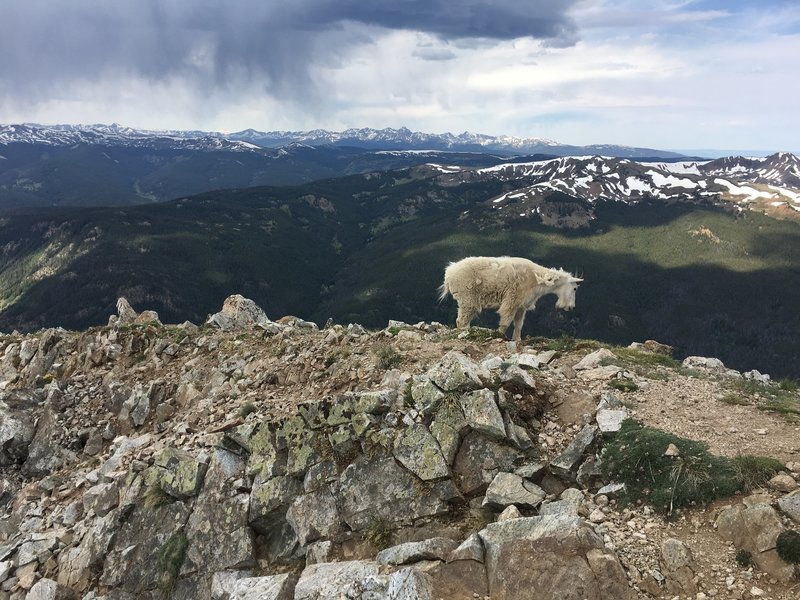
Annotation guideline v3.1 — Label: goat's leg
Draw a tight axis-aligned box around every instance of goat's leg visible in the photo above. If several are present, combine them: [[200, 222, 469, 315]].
[[497, 306, 515, 338], [511, 307, 526, 342], [456, 303, 478, 329]]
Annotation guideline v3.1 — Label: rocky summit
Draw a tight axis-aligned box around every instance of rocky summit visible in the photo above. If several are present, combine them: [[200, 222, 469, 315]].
[[1, 296, 799, 600]]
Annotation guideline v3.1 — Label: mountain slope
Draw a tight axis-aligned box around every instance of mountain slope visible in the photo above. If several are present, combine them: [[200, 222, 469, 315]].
[[1, 163, 800, 378]]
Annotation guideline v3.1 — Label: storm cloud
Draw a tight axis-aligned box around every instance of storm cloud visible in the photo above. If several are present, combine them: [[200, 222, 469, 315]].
[[1, 0, 579, 100]]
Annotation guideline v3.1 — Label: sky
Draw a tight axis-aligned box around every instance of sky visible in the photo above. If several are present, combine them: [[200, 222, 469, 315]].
[[1, 0, 799, 152]]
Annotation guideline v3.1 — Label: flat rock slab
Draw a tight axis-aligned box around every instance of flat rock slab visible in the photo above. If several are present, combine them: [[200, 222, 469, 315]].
[[459, 389, 506, 440], [427, 351, 487, 392], [550, 425, 597, 480], [377, 537, 460, 565], [573, 349, 617, 370], [596, 409, 628, 435], [392, 424, 450, 481], [227, 573, 297, 600], [483, 472, 545, 509]]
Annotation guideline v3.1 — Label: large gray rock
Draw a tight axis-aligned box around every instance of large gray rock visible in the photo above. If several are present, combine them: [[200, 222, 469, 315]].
[[286, 487, 342, 545], [595, 409, 628, 435], [427, 351, 487, 392], [660, 538, 698, 596], [549, 425, 597, 481], [22, 408, 72, 478], [482, 472, 545, 509], [0, 396, 35, 466], [573, 349, 616, 370], [99, 501, 191, 595], [453, 431, 521, 495], [429, 400, 467, 465], [153, 447, 208, 499], [410, 375, 445, 416], [249, 475, 304, 532], [459, 389, 506, 439], [478, 515, 635, 600], [226, 573, 297, 600], [338, 455, 459, 531], [448, 533, 485, 563], [294, 561, 433, 600], [392, 424, 450, 481], [178, 450, 256, 597], [24, 578, 76, 600], [778, 490, 800, 523], [376, 537, 460, 565], [57, 513, 117, 591], [716, 503, 796, 581], [206, 294, 275, 331]]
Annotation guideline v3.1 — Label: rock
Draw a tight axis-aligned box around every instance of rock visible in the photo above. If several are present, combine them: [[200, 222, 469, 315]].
[[514, 462, 545, 482], [549, 424, 597, 481], [716, 503, 796, 581], [226, 573, 297, 600], [767, 472, 799, 493], [483, 472, 545, 509], [180, 450, 256, 596], [597, 483, 626, 498], [448, 533, 484, 563], [57, 513, 117, 591], [22, 408, 72, 478], [743, 369, 770, 383], [497, 505, 523, 521], [206, 295, 274, 331], [249, 474, 303, 532], [377, 537, 460, 565], [392, 424, 450, 481], [459, 389, 506, 439], [427, 351, 487, 392], [573, 348, 616, 370], [211, 570, 252, 600], [136, 309, 161, 325], [115, 298, 138, 324], [595, 409, 628, 435], [338, 455, 458, 531], [628, 340, 674, 355], [540, 488, 583, 517], [384, 568, 434, 599], [588, 508, 605, 523], [409, 376, 445, 416], [286, 487, 342, 545], [153, 447, 208, 499], [576, 456, 603, 490], [664, 443, 680, 457], [453, 431, 521, 495], [681, 356, 739, 377], [778, 490, 800, 523], [429, 401, 467, 465], [660, 538, 697, 596], [596, 392, 624, 411], [499, 365, 537, 390], [478, 515, 636, 600], [293, 560, 379, 600], [0, 397, 35, 466], [553, 390, 595, 426], [24, 578, 76, 600], [305, 541, 333, 565], [82, 482, 119, 518]]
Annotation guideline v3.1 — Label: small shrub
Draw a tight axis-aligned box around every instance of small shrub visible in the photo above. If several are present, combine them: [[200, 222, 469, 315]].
[[363, 518, 393, 550], [776, 530, 800, 564], [735, 549, 753, 567], [462, 327, 505, 342], [719, 393, 749, 406], [546, 335, 576, 352], [730, 455, 784, 491], [778, 379, 799, 392], [610, 347, 680, 370], [602, 420, 738, 514], [609, 378, 639, 393], [143, 483, 175, 509], [374, 344, 402, 369]]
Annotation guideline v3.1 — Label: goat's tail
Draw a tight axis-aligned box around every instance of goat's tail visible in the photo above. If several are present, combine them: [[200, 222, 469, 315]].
[[437, 280, 451, 303]]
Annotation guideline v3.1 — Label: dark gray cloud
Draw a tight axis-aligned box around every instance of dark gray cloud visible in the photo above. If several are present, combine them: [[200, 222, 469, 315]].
[[0, 0, 579, 102]]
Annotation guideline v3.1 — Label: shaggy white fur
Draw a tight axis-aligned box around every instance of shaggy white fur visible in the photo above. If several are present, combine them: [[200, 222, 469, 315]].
[[439, 256, 582, 341]]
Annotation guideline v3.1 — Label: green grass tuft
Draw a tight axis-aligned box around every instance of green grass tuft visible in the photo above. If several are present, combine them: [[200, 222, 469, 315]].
[[156, 532, 189, 597], [609, 378, 639, 393], [730, 455, 784, 491], [373, 343, 402, 369]]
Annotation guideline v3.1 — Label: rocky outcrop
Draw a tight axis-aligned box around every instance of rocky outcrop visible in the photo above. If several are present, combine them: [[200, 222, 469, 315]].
[[205, 295, 277, 331]]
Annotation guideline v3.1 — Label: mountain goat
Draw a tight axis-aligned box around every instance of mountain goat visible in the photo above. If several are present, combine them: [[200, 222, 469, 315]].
[[439, 256, 582, 342]]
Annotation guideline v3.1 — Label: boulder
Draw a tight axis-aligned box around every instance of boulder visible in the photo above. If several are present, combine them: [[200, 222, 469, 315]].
[[482, 472, 545, 510], [286, 487, 342, 546], [24, 578, 76, 600], [478, 515, 635, 600], [429, 401, 467, 465], [459, 389, 506, 439], [453, 432, 521, 495], [153, 447, 208, 499], [22, 408, 72, 478], [206, 295, 274, 331], [226, 573, 297, 600], [716, 503, 796, 581], [392, 424, 450, 481], [448, 533, 485, 563], [294, 561, 433, 600], [0, 397, 35, 466], [409, 375, 445, 416], [573, 348, 616, 370], [595, 409, 628, 435], [376, 537, 460, 565], [778, 490, 800, 523], [427, 351, 487, 392], [338, 455, 458, 531], [549, 425, 597, 481], [660, 538, 698, 596]]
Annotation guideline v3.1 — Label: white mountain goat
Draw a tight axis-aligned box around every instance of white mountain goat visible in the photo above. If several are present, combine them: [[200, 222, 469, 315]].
[[439, 256, 582, 341]]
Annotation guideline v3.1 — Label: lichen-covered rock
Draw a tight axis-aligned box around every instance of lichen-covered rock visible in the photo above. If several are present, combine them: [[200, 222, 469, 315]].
[[427, 351, 487, 392], [249, 474, 303, 532], [410, 375, 446, 415], [453, 431, 521, 495], [153, 447, 208, 499], [206, 294, 274, 331], [338, 455, 459, 531], [293, 560, 380, 600], [429, 401, 467, 465], [483, 472, 545, 510], [459, 389, 506, 439], [180, 449, 255, 593], [478, 515, 635, 600], [716, 503, 796, 581], [376, 537, 460, 565], [393, 424, 450, 481]]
